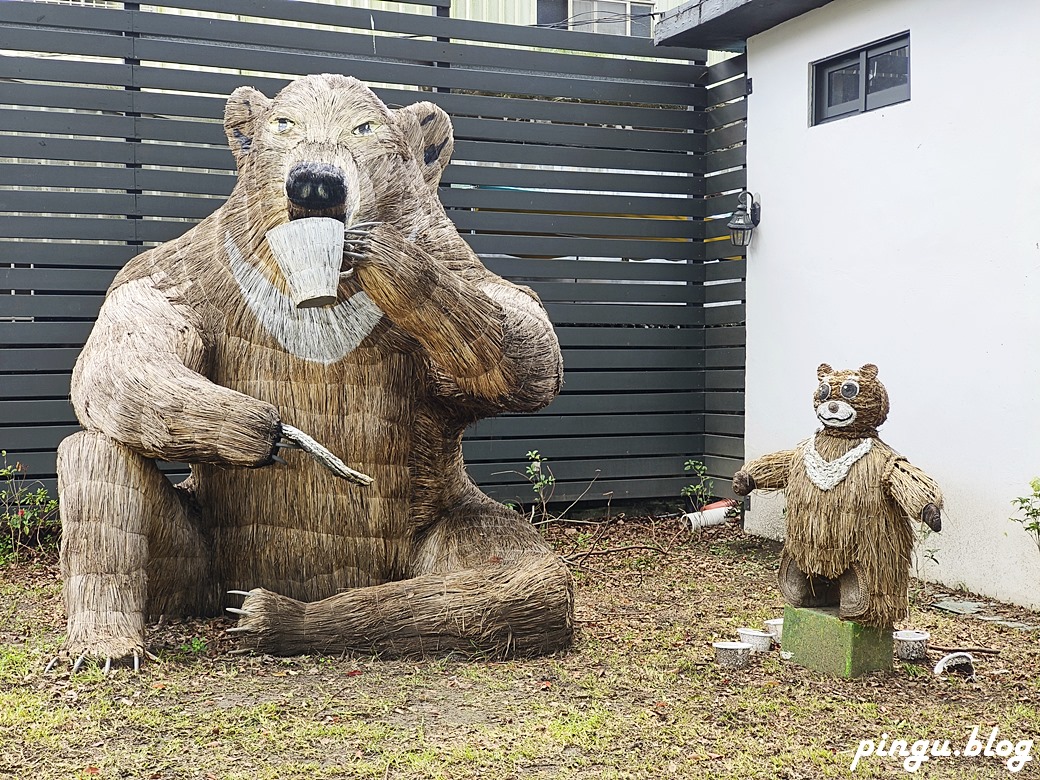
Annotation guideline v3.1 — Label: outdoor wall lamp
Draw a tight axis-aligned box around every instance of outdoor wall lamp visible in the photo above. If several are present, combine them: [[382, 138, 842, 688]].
[[727, 190, 760, 247]]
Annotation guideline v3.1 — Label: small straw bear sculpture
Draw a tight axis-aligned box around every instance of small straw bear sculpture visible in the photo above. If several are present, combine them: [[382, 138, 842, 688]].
[[732, 364, 943, 628], [54, 74, 572, 672]]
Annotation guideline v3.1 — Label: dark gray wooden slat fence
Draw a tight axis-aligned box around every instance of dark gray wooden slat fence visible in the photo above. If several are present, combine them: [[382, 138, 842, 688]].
[[0, 0, 744, 507], [697, 54, 749, 494]]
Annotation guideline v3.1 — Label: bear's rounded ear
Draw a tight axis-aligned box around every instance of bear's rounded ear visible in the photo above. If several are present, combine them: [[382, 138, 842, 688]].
[[817, 363, 833, 379], [393, 101, 454, 192], [858, 363, 879, 379], [224, 86, 271, 163]]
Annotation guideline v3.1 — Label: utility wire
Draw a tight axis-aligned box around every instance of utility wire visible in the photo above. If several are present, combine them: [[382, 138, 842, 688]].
[[532, 10, 660, 31]]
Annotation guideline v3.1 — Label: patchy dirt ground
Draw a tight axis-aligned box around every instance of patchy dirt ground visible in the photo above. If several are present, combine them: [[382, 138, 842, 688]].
[[1, 517, 1037, 779]]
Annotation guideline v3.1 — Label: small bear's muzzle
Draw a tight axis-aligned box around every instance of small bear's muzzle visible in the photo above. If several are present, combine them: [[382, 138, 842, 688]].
[[286, 162, 347, 218]]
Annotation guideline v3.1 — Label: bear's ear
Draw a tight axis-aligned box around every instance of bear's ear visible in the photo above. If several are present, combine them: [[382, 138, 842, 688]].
[[858, 363, 879, 380], [224, 86, 271, 163], [394, 101, 454, 192], [817, 363, 833, 379]]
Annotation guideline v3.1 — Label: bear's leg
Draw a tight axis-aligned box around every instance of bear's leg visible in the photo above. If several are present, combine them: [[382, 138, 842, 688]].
[[778, 550, 839, 608], [230, 499, 573, 658], [837, 561, 908, 627], [837, 563, 870, 621], [57, 431, 211, 666]]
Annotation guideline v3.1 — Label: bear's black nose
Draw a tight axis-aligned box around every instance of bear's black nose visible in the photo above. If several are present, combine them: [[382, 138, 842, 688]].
[[286, 162, 347, 211]]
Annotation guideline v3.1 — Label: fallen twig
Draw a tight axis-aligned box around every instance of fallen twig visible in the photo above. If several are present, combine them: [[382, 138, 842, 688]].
[[564, 559, 624, 585], [563, 544, 667, 561], [930, 644, 1001, 656], [569, 516, 617, 562]]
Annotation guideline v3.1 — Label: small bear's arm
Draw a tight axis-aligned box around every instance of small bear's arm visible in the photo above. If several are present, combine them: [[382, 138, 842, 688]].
[[884, 457, 944, 532], [733, 449, 798, 495], [355, 225, 562, 412], [72, 278, 280, 466]]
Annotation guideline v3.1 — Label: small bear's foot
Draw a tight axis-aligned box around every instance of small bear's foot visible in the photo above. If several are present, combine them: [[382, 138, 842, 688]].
[[838, 563, 870, 621], [778, 552, 839, 608], [226, 588, 306, 654], [51, 633, 152, 675]]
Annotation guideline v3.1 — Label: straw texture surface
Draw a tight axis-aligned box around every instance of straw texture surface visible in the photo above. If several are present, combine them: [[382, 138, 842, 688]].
[[57, 74, 570, 665], [733, 364, 943, 627]]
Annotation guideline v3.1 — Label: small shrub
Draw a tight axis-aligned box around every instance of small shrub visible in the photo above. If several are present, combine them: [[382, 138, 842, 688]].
[[681, 459, 714, 511], [180, 637, 208, 655], [0, 451, 60, 563], [1010, 477, 1040, 553], [521, 450, 556, 524]]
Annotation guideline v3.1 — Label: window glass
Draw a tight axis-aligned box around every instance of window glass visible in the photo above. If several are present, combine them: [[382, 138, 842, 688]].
[[867, 46, 909, 94], [827, 61, 860, 107], [630, 2, 653, 37], [562, 0, 649, 36], [572, 0, 595, 24], [595, 0, 627, 35], [537, 0, 568, 26]]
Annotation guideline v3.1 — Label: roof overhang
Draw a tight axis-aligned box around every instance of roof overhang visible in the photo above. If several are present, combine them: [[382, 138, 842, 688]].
[[654, 0, 836, 52]]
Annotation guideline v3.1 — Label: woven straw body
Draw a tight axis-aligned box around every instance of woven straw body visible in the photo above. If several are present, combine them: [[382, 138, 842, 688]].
[[736, 364, 943, 628], [784, 435, 915, 626], [57, 74, 571, 663]]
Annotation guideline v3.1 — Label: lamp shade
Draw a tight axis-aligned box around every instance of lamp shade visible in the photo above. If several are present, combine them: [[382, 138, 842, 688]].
[[727, 191, 760, 247]]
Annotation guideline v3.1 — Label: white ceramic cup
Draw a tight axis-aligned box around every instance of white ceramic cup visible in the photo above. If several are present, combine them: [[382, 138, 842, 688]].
[[265, 217, 345, 308]]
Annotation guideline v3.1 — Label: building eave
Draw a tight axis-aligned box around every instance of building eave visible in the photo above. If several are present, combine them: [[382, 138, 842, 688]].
[[654, 0, 836, 52]]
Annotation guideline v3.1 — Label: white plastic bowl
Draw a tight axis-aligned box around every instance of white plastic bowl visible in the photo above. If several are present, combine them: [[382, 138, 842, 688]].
[[893, 629, 930, 662], [737, 627, 775, 652], [763, 618, 784, 643]]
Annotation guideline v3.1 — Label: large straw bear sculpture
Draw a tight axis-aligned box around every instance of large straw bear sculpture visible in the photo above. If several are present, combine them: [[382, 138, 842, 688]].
[[732, 364, 943, 627], [56, 74, 572, 670]]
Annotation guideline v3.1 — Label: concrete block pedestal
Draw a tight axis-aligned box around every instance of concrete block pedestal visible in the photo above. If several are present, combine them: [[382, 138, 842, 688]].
[[781, 605, 892, 678]]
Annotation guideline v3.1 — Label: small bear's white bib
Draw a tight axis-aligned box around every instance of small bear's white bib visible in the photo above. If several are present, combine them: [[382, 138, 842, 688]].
[[803, 435, 873, 491]]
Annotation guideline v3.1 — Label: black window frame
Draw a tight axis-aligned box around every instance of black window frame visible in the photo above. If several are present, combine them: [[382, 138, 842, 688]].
[[812, 32, 910, 125]]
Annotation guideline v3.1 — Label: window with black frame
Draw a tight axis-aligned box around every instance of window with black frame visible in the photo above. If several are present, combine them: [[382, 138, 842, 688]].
[[813, 33, 910, 124]]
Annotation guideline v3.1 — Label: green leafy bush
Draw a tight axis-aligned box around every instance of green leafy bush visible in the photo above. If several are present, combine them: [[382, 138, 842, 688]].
[[0, 450, 60, 562]]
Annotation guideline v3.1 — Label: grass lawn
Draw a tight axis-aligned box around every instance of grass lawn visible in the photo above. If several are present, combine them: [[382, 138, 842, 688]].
[[1, 517, 1037, 779]]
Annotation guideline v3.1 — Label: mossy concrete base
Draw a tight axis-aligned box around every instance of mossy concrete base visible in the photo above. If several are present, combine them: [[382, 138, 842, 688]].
[[781, 605, 892, 678]]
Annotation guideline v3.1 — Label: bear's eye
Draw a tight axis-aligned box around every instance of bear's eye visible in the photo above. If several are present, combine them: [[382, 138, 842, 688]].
[[272, 117, 295, 134], [352, 122, 375, 136], [840, 379, 860, 399], [816, 382, 830, 402]]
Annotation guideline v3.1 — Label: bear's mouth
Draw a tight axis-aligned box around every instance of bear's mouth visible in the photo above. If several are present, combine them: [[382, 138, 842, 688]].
[[288, 202, 347, 223], [285, 162, 349, 224], [817, 402, 857, 428]]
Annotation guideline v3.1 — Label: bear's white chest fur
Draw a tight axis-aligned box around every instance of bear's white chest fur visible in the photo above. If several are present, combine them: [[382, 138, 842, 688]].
[[225, 232, 384, 364]]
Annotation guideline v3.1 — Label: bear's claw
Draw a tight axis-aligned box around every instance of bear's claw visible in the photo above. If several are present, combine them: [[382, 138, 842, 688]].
[[344, 220, 381, 235], [47, 646, 152, 676], [342, 221, 379, 275]]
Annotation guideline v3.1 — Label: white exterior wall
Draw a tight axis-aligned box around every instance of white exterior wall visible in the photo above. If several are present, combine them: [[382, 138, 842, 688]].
[[742, 0, 1040, 608]]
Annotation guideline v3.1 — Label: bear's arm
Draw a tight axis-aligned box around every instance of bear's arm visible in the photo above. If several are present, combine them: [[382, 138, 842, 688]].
[[356, 225, 562, 412], [71, 278, 280, 466], [884, 456, 944, 522], [735, 449, 797, 493]]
